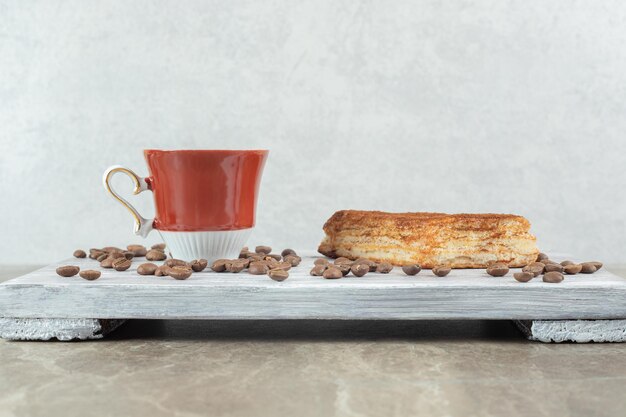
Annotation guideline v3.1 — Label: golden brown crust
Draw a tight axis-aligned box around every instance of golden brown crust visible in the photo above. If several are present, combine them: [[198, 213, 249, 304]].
[[318, 210, 538, 268]]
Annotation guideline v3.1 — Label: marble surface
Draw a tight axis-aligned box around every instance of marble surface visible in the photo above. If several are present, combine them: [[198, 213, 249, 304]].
[[1, 266, 626, 417]]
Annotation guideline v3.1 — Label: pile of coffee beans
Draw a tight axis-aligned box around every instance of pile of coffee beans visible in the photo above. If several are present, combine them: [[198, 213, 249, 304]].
[[208, 246, 301, 282], [486, 252, 603, 284]]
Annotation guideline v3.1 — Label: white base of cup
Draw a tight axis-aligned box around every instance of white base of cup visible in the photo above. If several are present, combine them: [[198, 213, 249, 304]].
[[157, 229, 252, 263]]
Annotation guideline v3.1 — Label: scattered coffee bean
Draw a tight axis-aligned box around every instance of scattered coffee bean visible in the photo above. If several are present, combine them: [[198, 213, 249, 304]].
[[96, 253, 108, 262], [247, 254, 264, 262], [151, 243, 166, 250], [155, 266, 169, 276], [432, 265, 451, 277], [146, 249, 167, 261], [113, 257, 131, 271], [486, 263, 509, 277], [137, 263, 158, 275], [122, 251, 134, 260], [560, 260, 575, 266], [169, 266, 192, 280], [211, 259, 229, 272], [337, 263, 351, 276], [79, 270, 101, 280], [127, 244, 147, 257], [266, 254, 282, 262], [563, 263, 583, 274], [376, 263, 393, 274], [544, 263, 564, 273], [334, 257, 352, 265], [73, 249, 86, 258], [283, 255, 302, 267], [56, 265, 80, 277], [543, 271, 564, 283], [537, 252, 549, 262], [580, 263, 597, 274], [89, 249, 105, 259], [109, 251, 125, 260], [522, 262, 545, 277], [102, 246, 123, 253], [165, 259, 188, 268], [281, 248, 297, 257], [268, 269, 289, 282], [255, 245, 272, 254], [589, 261, 603, 271], [513, 272, 534, 282], [227, 261, 246, 273], [314, 258, 330, 266], [190, 259, 208, 272], [323, 267, 343, 279], [310, 264, 327, 276], [353, 258, 378, 272], [543, 260, 559, 265], [100, 257, 115, 268], [270, 261, 292, 271], [351, 263, 369, 277], [249, 262, 270, 275], [402, 264, 421, 276]]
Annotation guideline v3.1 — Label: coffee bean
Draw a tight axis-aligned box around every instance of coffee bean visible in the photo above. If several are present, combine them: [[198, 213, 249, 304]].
[[323, 267, 343, 279], [122, 251, 134, 260], [334, 257, 352, 265], [190, 259, 208, 272], [211, 259, 229, 272], [281, 249, 297, 257], [402, 264, 421, 276], [337, 263, 351, 276], [151, 243, 166, 250], [89, 249, 105, 259], [537, 252, 549, 262], [314, 258, 330, 266], [560, 260, 575, 266], [155, 266, 169, 276], [113, 257, 131, 271], [227, 261, 246, 273], [544, 263, 564, 273], [513, 272, 534, 282], [247, 254, 264, 262], [146, 249, 167, 261], [562, 263, 582, 274], [580, 263, 597, 274], [268, 269, 289, 282], [353, 258, 378, 272], [127, 244, 147, 257], [169, 266, 192, 280], [486, 263, 509, 277], [376, 263, 393, 274], [283, 255, 302, 267], [270, 261, 292, 271], [522, 262, 545, 277], [432, 265, 451, 277], [137, 263, 158, 275], [543, 271, 564, 283], [102, 246, 123, 253], [109, 251, 126, 260], [255, 245, 272, 254], [165, 259, 189, 268], [100, 257, 115, 268], [79, 270, 101, 280], [266, 254, 282, 262], [73, 249, 86, 258], [56, 265, 79, 277], [310, 264, 327, 276], [249, 262, 270, 275], [351, 263, 369, 277], [96, 253, 108, 262], [589, 261, 603, 271]]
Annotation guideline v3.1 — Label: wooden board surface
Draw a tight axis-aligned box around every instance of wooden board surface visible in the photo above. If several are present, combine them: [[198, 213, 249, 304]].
[[1, 254, 625, 320]]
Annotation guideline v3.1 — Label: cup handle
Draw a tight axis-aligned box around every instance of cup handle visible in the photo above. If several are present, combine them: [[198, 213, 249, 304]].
[[102, 165, 154, 238]]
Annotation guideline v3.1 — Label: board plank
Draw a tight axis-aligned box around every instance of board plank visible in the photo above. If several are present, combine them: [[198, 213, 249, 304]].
[[1, 255, 625, 320]]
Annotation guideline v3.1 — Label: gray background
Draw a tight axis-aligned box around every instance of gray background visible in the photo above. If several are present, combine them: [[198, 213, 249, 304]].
[[1, 0, 625, 264]]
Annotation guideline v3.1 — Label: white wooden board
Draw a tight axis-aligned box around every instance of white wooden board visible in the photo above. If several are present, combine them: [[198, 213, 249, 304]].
[[1, 254, 625, 321]]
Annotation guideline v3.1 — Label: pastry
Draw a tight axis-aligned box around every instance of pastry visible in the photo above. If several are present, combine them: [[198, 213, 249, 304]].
[[318, 210, 538, 268]]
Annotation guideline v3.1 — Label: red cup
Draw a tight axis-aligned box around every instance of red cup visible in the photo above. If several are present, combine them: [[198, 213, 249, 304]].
[[103, 149, 268, 261]]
